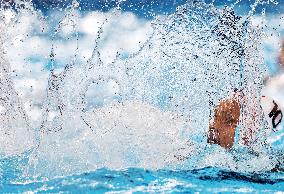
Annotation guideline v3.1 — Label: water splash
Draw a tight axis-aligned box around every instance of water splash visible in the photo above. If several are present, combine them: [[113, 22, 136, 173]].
[[0, 2, 35, 156], [0, 0, 281, 179]]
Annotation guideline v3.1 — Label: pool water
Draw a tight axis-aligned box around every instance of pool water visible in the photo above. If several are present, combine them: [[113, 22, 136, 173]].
[[1, 167, 284, 193]]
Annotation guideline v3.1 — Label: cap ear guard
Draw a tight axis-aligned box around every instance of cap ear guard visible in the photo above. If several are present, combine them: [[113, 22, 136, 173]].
[[207, 127, 219, 144]]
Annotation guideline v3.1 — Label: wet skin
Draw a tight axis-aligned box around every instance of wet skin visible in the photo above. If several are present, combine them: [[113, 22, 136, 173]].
[[279, 39, 284, 67], [208, 98, 240, 149]]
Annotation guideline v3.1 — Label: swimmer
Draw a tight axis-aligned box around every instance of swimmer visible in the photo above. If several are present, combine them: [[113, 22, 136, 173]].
[[208, 90, 283, 150], [261, 39, 284, 171], [209, 39, 284, 150], [261, 38, 284, 137], [261, 39, 284, 133]]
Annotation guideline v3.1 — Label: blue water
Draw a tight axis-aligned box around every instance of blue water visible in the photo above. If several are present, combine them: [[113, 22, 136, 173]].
[[1, 167, 283, 193]]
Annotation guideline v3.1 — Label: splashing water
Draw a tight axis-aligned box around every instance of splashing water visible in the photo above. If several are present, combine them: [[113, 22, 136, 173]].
[[0, 0, 282, 185]]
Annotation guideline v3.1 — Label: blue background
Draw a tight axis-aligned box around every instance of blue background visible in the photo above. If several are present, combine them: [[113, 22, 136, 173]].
[[16, 0, 284, 17]]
